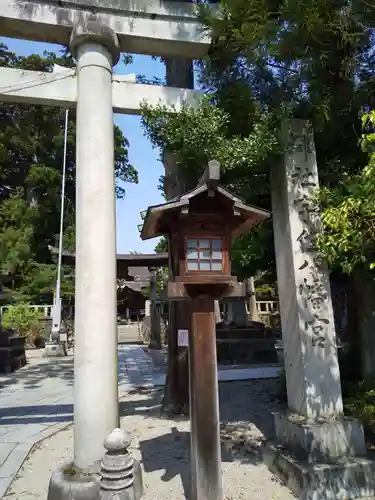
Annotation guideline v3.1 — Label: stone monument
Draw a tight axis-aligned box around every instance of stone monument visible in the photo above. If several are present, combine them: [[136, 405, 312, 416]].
[[265, 119, 375, 499], [226, 300, 249, 327]]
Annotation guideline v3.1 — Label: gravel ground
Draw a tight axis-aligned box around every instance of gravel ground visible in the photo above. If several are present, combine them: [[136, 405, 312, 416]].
[[6, 380, 295, 500]]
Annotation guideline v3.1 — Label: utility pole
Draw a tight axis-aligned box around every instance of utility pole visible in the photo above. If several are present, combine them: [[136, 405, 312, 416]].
[[44, 108, 69, 357]]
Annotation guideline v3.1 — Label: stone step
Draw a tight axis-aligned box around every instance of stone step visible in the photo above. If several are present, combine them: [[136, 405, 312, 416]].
[[264, 442, 375, 500], [117, 324, 142, 344]]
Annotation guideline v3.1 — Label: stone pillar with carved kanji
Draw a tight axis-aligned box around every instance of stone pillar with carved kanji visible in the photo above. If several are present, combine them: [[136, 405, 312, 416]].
[[267, 119, 372, 499], [272, 119, 343, 420]]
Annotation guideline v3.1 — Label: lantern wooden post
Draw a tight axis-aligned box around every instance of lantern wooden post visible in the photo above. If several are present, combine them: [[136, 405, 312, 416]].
[[139, 160, 270, 500], [189, 293, 221, 500]]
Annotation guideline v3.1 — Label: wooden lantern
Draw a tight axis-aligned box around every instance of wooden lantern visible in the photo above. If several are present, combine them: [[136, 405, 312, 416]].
[[139, 160, 270, 500], [140, 159, 269, 297]]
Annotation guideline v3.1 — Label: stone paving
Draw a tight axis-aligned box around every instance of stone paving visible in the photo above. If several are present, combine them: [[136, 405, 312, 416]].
[[0, 345, 164, 499]]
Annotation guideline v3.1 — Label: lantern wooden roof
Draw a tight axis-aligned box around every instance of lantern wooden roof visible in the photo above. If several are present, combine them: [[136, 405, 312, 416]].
[[140, 160, 270, 240]]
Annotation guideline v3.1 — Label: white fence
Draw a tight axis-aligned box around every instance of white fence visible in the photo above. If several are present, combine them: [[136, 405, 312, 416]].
[[0, 300, 280, 327], [255, 300, 280, 328], [0, 304, 53, 318]]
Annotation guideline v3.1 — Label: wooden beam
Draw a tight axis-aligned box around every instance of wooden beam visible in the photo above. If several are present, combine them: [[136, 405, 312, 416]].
[[167, 281, 249, 301], [189, 294, 223, 500], [0, 67, 201, 115]]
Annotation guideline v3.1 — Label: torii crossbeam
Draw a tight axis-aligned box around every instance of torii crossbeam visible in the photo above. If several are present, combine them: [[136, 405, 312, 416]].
[[0, 0, 216, 58], [0, 66, 200, 114]]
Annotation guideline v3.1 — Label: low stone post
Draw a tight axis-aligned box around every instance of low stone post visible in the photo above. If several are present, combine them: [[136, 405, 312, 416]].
[[227, 300, 249, 327], [248, 277, 260, 322], [100, 429, 143, 500], [214, 300, 221, 324], [148, 267, 161, 349]]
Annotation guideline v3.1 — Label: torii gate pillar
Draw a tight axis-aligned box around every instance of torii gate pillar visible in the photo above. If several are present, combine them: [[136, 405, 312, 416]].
[[71, 22, 120, 472], [49, 22, 120, 498]]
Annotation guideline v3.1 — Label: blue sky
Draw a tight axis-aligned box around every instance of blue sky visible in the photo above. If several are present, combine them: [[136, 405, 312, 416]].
[[1, 37, 165, 253]]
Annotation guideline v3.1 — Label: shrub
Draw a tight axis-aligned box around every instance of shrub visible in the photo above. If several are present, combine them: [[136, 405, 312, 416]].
[[2, 303, 43, 345], [343, 379, 375, 440]]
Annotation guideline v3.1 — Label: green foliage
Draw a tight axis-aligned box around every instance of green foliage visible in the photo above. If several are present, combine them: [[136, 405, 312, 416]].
[[0, 44, 138, 304], [141, 268, 168, 300], [141, 98, 282, 277], [154, 237, 168, 254], [0, 192, 34, 276], [2, 303, 43, 342], [201, 0, 373, 185], [142, 97, 281, 197], [318, 110, 375, 273], [344, 379, 375, 439], [255, 282, 277, 296], [141, 0, 375, 282], [231, 220, 276, 281]]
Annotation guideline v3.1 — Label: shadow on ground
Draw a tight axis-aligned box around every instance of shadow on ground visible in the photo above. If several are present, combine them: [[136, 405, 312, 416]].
[[0, 403, 74, 425], [0, 357, 74, 391], [0, 346, 164, 392], [0, 346, 164, 426], [120, 379, 285, 499]]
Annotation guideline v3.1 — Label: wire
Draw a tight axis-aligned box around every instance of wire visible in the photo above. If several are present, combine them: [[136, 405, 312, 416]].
[[56, 108, 69, 304], [51, 108, 69, 335]]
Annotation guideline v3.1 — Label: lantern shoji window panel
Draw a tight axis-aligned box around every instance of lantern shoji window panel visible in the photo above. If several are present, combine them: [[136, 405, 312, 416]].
[[186, 238, 223, 272]]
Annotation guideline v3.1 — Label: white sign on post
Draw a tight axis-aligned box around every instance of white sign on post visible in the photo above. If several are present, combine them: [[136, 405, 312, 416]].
[[177, 329, 189, 347], [59, 332, 68, 343]]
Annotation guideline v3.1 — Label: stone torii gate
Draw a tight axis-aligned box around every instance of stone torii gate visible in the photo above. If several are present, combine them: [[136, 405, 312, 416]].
[[0, 0, 210, 490]]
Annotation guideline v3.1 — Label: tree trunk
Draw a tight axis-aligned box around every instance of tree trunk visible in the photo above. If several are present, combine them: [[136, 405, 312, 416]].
[[165, 58, 194, 89], [344, 273, 361, 381], [162, 301, 191, 415], [161, 57, 194, 415], [333, 273, 361, 382], [353, 268, 375, 380]]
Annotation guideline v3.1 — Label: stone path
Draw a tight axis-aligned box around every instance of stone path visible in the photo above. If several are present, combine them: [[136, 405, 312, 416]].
[[0, 345, 163, 499], [6, 380, 296, 500]]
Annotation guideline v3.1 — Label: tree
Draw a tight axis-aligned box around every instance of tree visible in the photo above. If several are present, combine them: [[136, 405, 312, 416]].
[[200, 0, 374, 179], [141, 0, 375, 408], [141, 98, 282, 413], [142, 97, 281, 278], [142, 0, 375, 280], [318, 110, 375, 273], [0, 44, 138, 305], [316, 108, 375, 379]]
